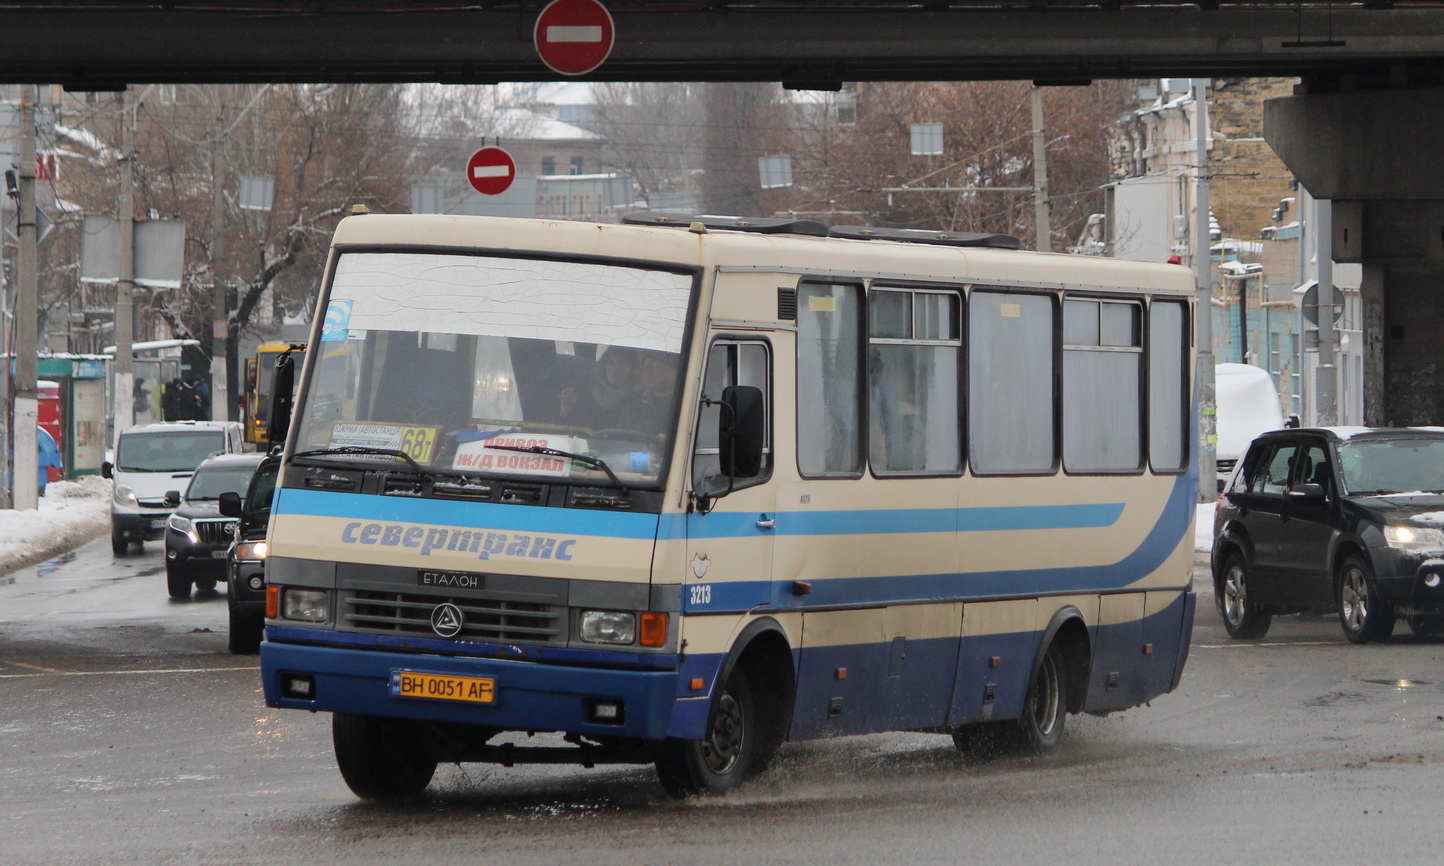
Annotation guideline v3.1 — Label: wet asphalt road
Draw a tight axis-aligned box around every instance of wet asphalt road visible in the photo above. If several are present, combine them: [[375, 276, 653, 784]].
[[4, 539, 1444, 865]]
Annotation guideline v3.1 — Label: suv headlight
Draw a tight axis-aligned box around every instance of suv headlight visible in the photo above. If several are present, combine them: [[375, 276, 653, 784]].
[[1384, 524, 1444, 549], [579, 610, 636, 645], [166, 514, 193, 533], [235, 540, 269, 561], [114, 485, 137, 506]]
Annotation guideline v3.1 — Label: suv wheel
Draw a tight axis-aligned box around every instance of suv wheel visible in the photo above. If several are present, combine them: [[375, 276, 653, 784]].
[[1219, 552, 1271, 639], [1338, 554, 1395, 644], [1407, 614, 1444, 637], [228, 597, 263, 654], [165, 562, 193, 600]]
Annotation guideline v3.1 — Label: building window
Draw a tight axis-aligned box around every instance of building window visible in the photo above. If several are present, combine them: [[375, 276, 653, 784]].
[[541, 156, 556, 176]]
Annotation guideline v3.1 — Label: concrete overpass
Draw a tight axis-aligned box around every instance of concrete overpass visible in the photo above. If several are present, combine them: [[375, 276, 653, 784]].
[[0, 1, 1440, 88], [2, 0, 1442, 426]]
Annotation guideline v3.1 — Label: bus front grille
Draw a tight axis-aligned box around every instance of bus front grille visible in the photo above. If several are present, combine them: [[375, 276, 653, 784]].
[[339, 589, 564, 644]]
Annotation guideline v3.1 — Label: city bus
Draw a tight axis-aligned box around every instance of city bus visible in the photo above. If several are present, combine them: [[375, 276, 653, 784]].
[[260, 211, 1198, 800], [243, 341, 306, 445]]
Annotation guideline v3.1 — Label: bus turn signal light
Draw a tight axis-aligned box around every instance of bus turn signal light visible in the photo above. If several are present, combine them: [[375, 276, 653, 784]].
[[640, 613, 667, 647]]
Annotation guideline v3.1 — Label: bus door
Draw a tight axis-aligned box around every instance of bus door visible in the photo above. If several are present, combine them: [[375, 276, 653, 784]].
[[684, 338, 776, 615]]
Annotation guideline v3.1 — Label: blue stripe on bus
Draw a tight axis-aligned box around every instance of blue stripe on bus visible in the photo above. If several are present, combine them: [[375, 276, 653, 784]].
[[277, 488, 1125, 541], [683, 471, 1197, 611], [274, 488, 662, 539], [671, 501, 1124, 540]]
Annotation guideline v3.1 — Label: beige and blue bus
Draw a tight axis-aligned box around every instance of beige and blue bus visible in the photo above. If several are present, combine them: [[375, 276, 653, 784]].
[[260, 211, 1198, 799]]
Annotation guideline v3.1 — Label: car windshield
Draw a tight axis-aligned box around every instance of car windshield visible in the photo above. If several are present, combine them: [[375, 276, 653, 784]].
[[292, 251, 693, 488], [244, 461, 279, 514], [1338, 436, 1444, 495], [185, 464, 258, 501], [117, 431, 225, 472]]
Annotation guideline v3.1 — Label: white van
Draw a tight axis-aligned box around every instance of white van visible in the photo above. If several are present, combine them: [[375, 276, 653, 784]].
[[102, 420, 244, 555], [1214, 363, 1288, 491]]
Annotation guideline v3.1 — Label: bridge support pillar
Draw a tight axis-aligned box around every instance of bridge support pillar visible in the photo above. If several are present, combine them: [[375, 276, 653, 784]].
[[1265, 85, 1444, 426]]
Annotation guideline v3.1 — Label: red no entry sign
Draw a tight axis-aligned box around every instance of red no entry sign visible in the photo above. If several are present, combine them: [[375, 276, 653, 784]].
[[534, 0, 615, 77], [466, 146, 516, 196]]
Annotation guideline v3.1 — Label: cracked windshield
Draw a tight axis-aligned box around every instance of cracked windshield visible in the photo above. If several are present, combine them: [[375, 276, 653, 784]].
[[295, 251, 694, 487]]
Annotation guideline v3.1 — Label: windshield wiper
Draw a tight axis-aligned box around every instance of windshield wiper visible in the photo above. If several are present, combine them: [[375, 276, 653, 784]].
[[292, 446, 431, 478], [485, 444, 628, 491]]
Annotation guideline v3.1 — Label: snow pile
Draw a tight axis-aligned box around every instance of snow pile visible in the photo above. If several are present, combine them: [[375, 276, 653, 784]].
[[0, 476, 110, 575]]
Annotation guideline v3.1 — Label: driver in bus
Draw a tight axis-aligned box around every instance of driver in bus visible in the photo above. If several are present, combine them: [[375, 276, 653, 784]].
[[627, 350, 679, 437]]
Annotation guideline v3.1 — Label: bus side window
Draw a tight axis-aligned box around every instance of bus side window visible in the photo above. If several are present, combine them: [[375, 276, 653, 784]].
[[693, 340, 771, 494], [798, 281, 864, 477]]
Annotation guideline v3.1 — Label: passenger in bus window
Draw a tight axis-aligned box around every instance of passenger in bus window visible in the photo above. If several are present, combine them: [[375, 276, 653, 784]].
[[565, 346, 639, 431], [632, 351, 679, 435]]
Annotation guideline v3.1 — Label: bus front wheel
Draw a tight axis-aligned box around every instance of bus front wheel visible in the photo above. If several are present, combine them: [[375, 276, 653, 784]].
[[332, 713, 437, 800], [655, 666, 757, 798]]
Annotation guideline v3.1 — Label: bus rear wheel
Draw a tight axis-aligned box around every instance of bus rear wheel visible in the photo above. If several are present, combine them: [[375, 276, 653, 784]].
[[952, 642, 1068, 758], [655, 666, 757, 798], [332, 713, 437, 800]]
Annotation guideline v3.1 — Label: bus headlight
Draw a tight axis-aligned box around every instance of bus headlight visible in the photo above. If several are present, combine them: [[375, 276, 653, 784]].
[[115, 485, 138, 506], [579, 610, 636, 645], [281, 588, 329, 623], [1385, 524, 1444, 550]]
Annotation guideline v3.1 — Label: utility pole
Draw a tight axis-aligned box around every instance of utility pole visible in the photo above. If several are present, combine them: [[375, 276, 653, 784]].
[[1315, 199, 1338, 425], [1193, 78, 1217, 502], [114, 89, 136, 448], [1031, 86, 1051, 253], [210, 109, 229, 422], [12, 85, 39, 510]]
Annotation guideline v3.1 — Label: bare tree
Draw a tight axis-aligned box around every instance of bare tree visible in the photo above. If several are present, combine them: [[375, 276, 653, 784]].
[[701, 82, 793, 215], [587, 82, 706, 205], [48, 85, 410, 409], [786, 81, 1137, 246]]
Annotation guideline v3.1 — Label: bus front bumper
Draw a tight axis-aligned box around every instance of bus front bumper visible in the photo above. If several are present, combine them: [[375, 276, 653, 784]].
[[261, 637, 688, 741]]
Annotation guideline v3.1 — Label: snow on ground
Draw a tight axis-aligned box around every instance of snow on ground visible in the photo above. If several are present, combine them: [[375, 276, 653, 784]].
[[1194, 502, 1215, 557], [0, 476, 110, 576]]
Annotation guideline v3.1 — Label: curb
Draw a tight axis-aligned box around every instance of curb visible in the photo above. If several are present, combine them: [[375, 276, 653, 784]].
[[0, 515, 108, 578]]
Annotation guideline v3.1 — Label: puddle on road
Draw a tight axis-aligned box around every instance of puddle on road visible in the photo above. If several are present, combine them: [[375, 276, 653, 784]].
[[1, 551, 80, 586], [1363, 678, 1433, 689], [36, 551, 78, 578]]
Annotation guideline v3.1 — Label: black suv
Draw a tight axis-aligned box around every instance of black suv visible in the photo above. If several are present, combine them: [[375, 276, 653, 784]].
[[220, 453, 279, 654], [1212, 427, 1444, 643], [163, 452, 266, 600]]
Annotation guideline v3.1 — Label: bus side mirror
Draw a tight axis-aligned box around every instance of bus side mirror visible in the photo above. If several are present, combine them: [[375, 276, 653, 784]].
[[218, 491, 242, 518], [719, 385, 765, 479], [101, 461, 113, 480], [266, 353, 297, 447]]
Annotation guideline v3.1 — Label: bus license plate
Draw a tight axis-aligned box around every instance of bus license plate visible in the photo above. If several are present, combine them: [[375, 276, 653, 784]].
[[390, 671, 495, 705]]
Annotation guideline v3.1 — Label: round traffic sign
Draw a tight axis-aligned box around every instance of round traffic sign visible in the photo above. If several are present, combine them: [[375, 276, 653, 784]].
[[466, 146, 516, 196], [534, 0, 615, 77]]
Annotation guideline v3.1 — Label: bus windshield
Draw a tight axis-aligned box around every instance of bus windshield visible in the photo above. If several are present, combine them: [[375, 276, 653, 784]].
[[294, 251, 694, 488]]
